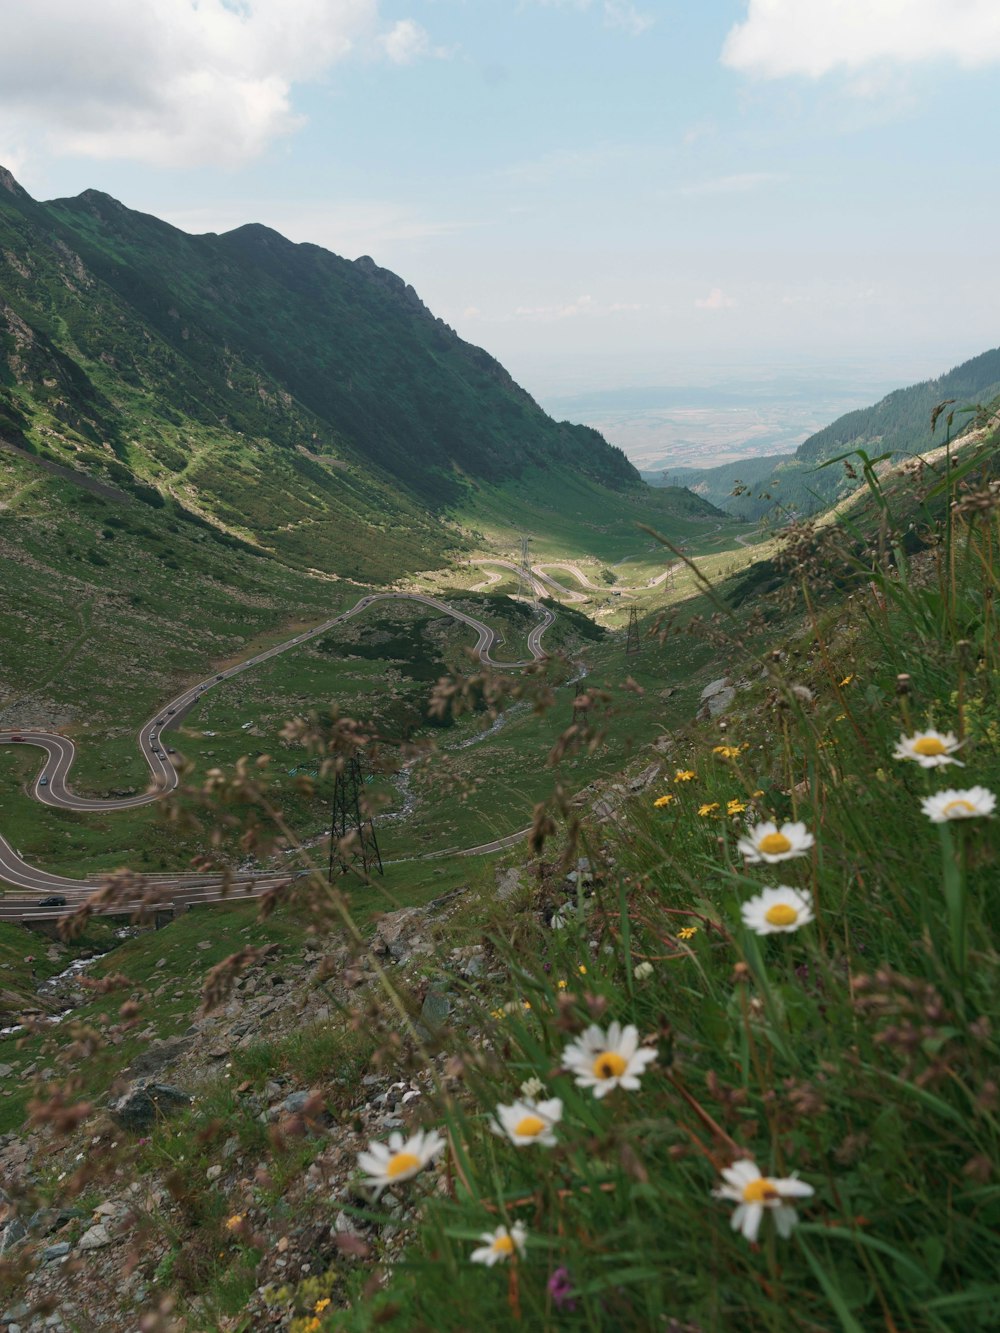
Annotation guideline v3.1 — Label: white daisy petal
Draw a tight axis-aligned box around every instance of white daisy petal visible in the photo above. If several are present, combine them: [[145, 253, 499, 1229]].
[[920, 786, 996, 823], [714, 1159, 815, 1244], [893, 729, 964, 769], [490, 1098, 563, 1147], [470, 1223, 527, 1266], [737, 821, 815, 864], [561, 1021, 657, 1099], [741, 886, 814, 936], [356, 1128, 445, 1197], [774, 1205, 798, 1238], [741, 1203, 764, 1242]]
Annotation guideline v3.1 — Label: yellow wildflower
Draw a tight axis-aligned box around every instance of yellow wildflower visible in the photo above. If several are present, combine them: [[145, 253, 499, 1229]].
[[713, 745, 742, 759], [301, 1321, 321, 1333], [578, 965, 587, 975], [678, 926, 698, 941], [698, 802, 720, 817], [225, 1214, 244, 1232], [839, 674, 855, 687], [557, 979, 568, 989], [727, 799, 747, 815], [653, 793, 675, 808], [315, 1299, 332, 1315], [834, 713, 847, 722], [674, 769, 696, 782], [752, 789, 765, 797]]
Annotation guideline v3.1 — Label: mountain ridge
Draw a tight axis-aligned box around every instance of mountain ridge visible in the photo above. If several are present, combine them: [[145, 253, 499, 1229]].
[[662, 345, 1000, 519], [2, 166, 706, 586]]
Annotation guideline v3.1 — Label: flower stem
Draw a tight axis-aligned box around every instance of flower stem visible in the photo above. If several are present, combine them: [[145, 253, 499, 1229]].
[[938, 823, 967, 978]]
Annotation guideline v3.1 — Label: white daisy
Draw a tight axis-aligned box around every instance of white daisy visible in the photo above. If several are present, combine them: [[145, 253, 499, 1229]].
[[737, 820, 814, 864], [490, 1097, 563, 1147], [470, 1222, 527, 1266], [713, 1159, 814, 1243], [921, 786, 996, 823], [741, 886, 814, 936], [356, 1128, 445, 1197], [893, 729, 964, 769], [561, 1021, 656, 1099]]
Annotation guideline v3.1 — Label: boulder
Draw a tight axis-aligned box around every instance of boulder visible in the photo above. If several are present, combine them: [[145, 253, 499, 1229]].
[[123, 1036, 194, 1080], [108, 1081, 191, 1130], [78, 1223, 112, 1251], [371, 907, 430, 963], [0, 1216, 27, 1255], [416, 983, 451, 1037]]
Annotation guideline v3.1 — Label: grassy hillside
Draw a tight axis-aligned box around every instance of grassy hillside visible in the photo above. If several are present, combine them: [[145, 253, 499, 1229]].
[[0, 163, 640, 588]]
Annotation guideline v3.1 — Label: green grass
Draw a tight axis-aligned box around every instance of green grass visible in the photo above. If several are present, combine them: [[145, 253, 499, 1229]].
[[290, 425, 1000, 1332], [455, 466, 738, 566]]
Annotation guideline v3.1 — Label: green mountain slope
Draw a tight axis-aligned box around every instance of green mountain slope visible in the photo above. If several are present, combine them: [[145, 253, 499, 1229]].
[[670, 346, 1000, 520], [0, 164, 650, 582]]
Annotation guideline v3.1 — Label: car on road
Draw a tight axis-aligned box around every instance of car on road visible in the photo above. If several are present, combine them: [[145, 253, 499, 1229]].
[[38, 896, 67, 907], [216, 674, 224, 680], [39, 777, 49, 786], [157, 718, 165, 725], [10, 734, 23, 741], [167, 707, 176, 714]]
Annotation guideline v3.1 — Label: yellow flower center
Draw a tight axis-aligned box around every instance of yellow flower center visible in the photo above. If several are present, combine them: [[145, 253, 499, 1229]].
[[493, 1234, 515, 1255], [386, 1151, 421, 1178], [592, 1050, 628, 1080], [914, 737, 946, 756], [943, 799, 976, 815], [758, 832, 792, 855], [742, 1176, 779, 1204], [514, 1115, 546, 1137], [765, 903, 798, 926]]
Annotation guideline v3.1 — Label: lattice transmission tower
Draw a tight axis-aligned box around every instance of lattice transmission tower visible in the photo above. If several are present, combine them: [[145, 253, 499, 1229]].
[[328, 754, 383, 880], [518, 534, 536, 605], [625, 605, 641, 657]]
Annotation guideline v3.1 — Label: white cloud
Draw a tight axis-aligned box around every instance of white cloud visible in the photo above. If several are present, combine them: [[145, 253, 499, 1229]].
[[694, 288, 736, 310], [379, 19, 431, 65], [512, 293, 642, 321], [677, 172, 783, 197], [0, 2, 436, 168], [723, 0, 1000, 79], [524, 1, 653, 36]]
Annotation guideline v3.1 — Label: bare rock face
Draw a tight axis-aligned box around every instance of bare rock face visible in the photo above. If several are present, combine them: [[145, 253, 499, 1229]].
[[77, 1223, 113, 1251], [0, 1187, 27, 1256], [121, 1036, 194, 1080], [698, 677, 736, 718], [108, 1081, 191, 1130], [371, 908, 431, 963]]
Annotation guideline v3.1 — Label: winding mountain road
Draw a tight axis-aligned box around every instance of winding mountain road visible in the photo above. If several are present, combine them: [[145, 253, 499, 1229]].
[[0, 591, 555, 913], [472, 558, 679, 604]]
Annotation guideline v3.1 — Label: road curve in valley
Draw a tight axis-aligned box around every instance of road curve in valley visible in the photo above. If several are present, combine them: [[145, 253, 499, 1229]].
[[471, 558, 679, 605], [0, 592, 554, 907]]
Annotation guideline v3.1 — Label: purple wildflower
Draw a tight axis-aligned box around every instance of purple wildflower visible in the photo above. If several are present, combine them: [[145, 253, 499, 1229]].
[[548, 1266, 577, 1312]]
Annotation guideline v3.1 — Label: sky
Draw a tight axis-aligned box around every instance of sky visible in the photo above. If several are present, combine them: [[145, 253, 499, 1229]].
[[2, 0, 1000, 405]]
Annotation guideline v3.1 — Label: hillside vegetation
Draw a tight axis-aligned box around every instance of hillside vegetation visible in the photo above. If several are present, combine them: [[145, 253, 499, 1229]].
[[673, 346, 1000, 521], [2, 412, 998, 1331], [0, 162, 659, 588]]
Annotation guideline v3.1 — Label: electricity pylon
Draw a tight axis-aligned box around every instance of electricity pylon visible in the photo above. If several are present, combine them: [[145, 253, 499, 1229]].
[[625, 605, 641, 657], [329, 755, 383, 879], [518, 534, 536, 604]]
